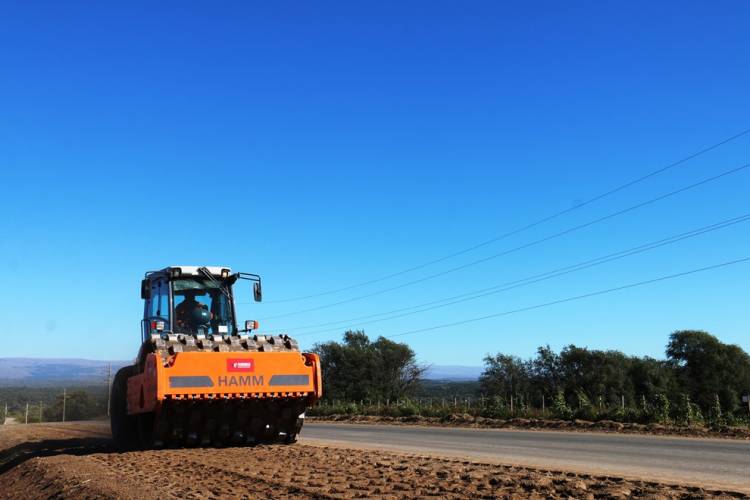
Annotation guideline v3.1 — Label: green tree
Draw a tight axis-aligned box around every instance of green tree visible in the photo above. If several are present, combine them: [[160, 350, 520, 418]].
[[479, 354, 531, 401], [674, 393, 704, 426], [551, 390, 572, 420], [530, 345, 562, 397], [709, 394, 724, 426], [652, 393, 670, 424], [312, 330, 425, 402], [45, 390, 100, 421], [628, 356, 677, 400], [667, 330, 750, 413]]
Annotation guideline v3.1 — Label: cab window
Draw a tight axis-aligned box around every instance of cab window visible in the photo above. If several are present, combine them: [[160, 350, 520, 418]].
[[172, 278, 234, 335], [149, 279, 169, 321]]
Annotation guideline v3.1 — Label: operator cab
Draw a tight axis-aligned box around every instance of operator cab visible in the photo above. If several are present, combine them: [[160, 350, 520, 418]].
[[140, 266, 261, 342]]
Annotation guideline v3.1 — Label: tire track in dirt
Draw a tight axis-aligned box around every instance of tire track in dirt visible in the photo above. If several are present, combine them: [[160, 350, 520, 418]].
[[5, 444, 749, 499], [1, 422, 748, 499], [89, 449, 329, 499]]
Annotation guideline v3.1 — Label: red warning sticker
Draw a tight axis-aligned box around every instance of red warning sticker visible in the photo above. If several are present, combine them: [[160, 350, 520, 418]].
[[227, 359, 255, 372]]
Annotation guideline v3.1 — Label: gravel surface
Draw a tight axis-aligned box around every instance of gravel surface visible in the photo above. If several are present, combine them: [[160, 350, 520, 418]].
[[1, 421, 747, 499]]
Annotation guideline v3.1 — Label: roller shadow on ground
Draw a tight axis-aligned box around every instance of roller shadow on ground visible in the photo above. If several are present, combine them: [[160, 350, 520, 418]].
[[0, 437, 113, 475]]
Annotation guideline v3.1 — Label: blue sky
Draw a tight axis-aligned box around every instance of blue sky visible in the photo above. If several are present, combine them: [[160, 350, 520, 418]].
[[1, 1, 749, 365]]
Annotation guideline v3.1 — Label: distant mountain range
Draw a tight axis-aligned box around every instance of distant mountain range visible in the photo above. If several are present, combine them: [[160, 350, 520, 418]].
[[422, 365, 483, 381], [0, 358, 482, 385], [0, 358, 130, 386]]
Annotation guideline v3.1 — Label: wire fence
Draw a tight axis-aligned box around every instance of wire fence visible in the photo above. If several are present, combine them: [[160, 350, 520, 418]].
[[3, 385, 748, 428], [0, 386, 109, 425], [310, 393, 750, 428]]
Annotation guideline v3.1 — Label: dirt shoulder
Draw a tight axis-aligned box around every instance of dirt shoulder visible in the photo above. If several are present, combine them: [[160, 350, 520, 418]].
[[1, 421, 748, 499], [0, 421, 112, 479], [0, 421, 110, 453], [308, 413, 750, 440]]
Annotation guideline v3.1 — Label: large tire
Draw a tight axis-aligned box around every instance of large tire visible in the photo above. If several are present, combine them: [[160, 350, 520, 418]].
[[282, 415, 304, 444], [110, 365, 138, 450], [137, 412, 156, 449]]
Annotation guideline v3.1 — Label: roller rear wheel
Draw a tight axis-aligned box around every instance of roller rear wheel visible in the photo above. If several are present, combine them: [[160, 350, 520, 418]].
[[110, 365, 138, 450]]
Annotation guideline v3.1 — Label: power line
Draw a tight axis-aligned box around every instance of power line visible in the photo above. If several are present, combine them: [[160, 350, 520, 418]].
[[265, 128, 750, 303], [386, 256, 750, 339], [280, 212, 750, 334], [258, 161, 750, 320], [269, 212, 750, 337]]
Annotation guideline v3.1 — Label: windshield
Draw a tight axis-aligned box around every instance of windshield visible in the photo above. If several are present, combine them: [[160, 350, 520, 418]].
[[172, 278, 235, 335]]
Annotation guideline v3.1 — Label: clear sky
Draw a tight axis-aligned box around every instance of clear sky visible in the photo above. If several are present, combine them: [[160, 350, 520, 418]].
[[1, 1, 749, 365]]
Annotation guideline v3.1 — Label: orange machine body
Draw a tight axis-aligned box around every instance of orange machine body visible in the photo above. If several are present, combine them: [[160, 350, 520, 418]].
[[127, 351, 322, 415]]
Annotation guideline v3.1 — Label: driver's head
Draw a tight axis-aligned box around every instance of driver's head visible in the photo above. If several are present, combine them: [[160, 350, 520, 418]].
[[183, 292, 197, 303]]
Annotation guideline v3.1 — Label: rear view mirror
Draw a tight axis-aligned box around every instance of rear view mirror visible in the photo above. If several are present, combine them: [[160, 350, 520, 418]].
[[141, 279, 151, 300], [236, 272, 263, 302]]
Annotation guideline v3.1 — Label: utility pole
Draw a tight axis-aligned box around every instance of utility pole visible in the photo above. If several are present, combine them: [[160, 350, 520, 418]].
[[25, 403, 29, 424], [2, 403, 6, 425], [40, 401, 43, 423], [106, 363, 112, 417], [62, 388, 67, 423]]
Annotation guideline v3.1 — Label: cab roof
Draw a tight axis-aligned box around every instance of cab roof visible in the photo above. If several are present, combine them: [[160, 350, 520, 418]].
[[146, 266, 232, 279], [166, 266, 231, 276]]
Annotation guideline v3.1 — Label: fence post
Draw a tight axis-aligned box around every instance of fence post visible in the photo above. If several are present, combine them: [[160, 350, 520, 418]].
[[542, 394, 545, 415], [510, 395, 514, 414], [621, 394, 625, 411], [39, 401, 43, 423], [25, 403, 29, 424], [62, 388, 67, 422]]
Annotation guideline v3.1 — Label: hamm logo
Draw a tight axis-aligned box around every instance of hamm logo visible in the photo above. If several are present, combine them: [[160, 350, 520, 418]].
[[227, 359, 255, 372]]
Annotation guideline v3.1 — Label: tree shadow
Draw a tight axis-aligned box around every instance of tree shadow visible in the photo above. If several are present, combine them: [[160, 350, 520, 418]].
[[0, 436, 113, 474]]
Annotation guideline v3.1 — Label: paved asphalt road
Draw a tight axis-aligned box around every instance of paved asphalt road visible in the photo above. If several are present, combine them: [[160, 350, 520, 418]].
[[301, 422, 750, 492]]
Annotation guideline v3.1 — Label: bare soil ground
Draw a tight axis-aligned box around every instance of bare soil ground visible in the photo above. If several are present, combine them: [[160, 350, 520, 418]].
[[309, 414, 750, 440], [1, 421, 747, 499]]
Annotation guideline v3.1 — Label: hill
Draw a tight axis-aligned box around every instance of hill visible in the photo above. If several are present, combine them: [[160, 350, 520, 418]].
[[0, 358, 129, 386], [422, 365, 482, 381]]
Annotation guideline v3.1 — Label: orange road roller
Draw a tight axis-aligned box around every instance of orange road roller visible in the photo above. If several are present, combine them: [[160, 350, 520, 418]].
[[110, 266, 322, 449]]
